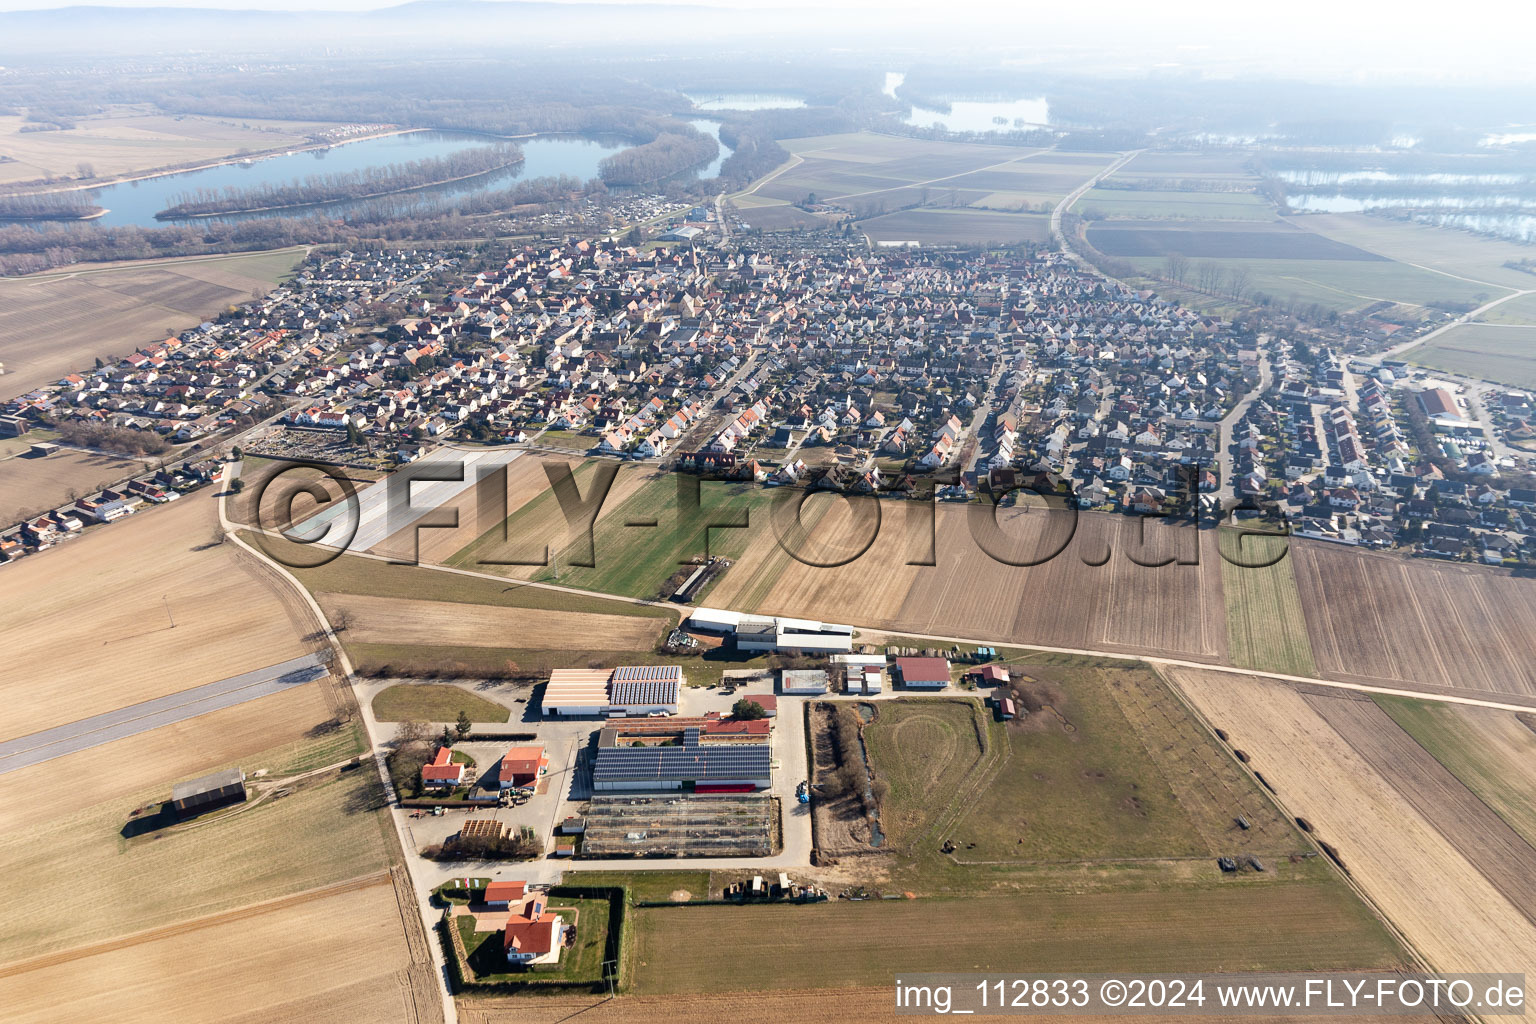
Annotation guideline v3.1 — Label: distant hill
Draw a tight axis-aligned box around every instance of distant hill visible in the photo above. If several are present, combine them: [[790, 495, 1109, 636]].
[[0, 1, 803, 57]]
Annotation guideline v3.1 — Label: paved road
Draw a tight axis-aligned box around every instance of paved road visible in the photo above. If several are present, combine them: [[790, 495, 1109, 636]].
[[0, 652, 327, 775], [1367, 287, 1535, 364], [1215, 347, 1273, 503], [1050, 149, 1142, 274]]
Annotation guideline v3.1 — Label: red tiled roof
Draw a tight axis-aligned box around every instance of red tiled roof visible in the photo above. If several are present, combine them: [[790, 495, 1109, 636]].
[[484, 881, 527, 904], [500, 746, 548, 783]]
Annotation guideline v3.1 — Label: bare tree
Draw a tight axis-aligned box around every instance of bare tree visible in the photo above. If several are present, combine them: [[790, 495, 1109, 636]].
[[1228, 266, 1252, 301], [1163, 253, 1190, 287]]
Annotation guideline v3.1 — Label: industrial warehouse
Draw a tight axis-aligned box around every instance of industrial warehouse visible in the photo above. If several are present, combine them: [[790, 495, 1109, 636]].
[[686, 607, 854, 653], [541, 664, 683, 717]]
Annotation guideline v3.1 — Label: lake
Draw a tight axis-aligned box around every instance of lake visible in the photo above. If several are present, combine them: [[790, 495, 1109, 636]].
[[3, 130, 663, 229], [884, 70, 1049, 133]]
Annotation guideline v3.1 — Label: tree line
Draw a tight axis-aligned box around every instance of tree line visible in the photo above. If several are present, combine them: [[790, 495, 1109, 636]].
[[0, 192, 103, 221], [156, 144, 523, 218], [598, 129, 717, 187]]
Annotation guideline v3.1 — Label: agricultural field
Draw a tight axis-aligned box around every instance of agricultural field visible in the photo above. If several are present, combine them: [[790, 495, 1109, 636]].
[[370, 451, 581, 565], [858, 698, 998, 850], [445, 459, 658, 575], [0, 110, 335, 184], [1290, 211, 1536, 293], [1475, 289, 1536, 326], [0, 446, 148, 525], [1122, 253, 1497, 316], [286, 546, 674, 623], [1374, 696, 1536, 847], [370, 682, 511, 723], [0, 248, 305, 401], [718, 505, 1227, 662], [939, 663, 1303, 867], [1289, 540, 1536, 700], [513, 472, 773, 599], [762, 132, 1037, 206], [0, 720, 393, 965], [860, 207, 1050, 245], [1172, 666, 1536, 976], [1088, 220, 1386, 260], [1076, 150, 1271, 222], [0, 874, 428, 1024], [626, 885, 1401, 996], [1077, 189, 1274, 221], [1218, 529, 1317, 677], [459, 990, 1355, 1024], [0, 491, 315, 740], [316, 592, 662, 651], [1304, 692, 1536, 925], [1400, 323, 1536, 388]]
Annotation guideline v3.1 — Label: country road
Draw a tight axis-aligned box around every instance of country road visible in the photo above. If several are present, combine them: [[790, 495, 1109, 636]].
[[1050, 149, 1142, 272]]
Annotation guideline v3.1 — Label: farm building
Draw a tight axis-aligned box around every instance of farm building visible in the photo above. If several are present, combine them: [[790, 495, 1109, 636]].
[[609, 664, 682, 714], [779, 669, 829, 695], [591, 717, 771, 792], [483, 880, 528, 908], [740, 694, 777, 717], [894, 656, 951, 689], [170, 767, 246, 817], [498, 745, 549, 789], [995, 696, 1017, 720], [689, 607, 853, 653], [541, 664, 680, 717], [846, 665, 884, 694], [967, 665, 1011, 687], [421, 746, 465, 790]]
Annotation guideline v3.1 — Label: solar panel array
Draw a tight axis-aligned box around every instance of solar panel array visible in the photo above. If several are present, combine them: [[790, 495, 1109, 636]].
[[612, 665, 683, 682], [592, 738, 771, 784], [609, 666, 679, 707]]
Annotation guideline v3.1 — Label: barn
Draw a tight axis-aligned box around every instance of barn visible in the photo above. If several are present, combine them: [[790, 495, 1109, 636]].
[[894, 656, 951, 690], [170, 767, 247, 817]]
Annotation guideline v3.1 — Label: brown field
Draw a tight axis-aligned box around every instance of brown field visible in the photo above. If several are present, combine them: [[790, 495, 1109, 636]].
[[460, 990, 1343, 1024], [369, 451, 580, 564], [0, 111, 332, 184], [1304, 690, 1536, 926], [0, 248, 305, 401], [0, 874, 424, 1024], [1290, 540, 1536, 700], [713, 505, 1225, 661], [1170, 667, 1536, 975], [0, 489, 314, 740], [316, 592, 660, 650], [0, 447, 147, 524], [860, 207, 1051, 245]]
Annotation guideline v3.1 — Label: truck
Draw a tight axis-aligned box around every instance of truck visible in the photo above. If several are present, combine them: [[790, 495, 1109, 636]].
[[796, 780, 810, 804]]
